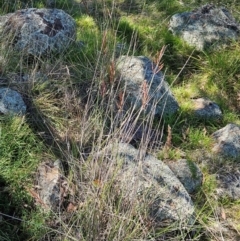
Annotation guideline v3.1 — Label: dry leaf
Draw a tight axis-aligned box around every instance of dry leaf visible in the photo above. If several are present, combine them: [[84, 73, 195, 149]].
[[93, 179, 102, 187], [117, 91, 124, 110], [164, 125, 172, 150], [66, 202, 77, 212], [25, 187, 48, 208], [221, 207, 226, 220], [108, 60, 115, 84], [100, 81, 107, 97]]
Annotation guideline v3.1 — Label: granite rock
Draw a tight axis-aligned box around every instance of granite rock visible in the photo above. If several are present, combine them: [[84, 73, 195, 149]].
[[116, 56, 179, 116], [0, 8, 76, 56], [169, 4, 240, 50], [99, 142, 195, 225], [166, 159, 203, 194], [191, 97, 222, 120], [0, 87, 26, 115], [36, 160, 64, 211], [212, 124, 240, 159], [216, 170, 240, 200]]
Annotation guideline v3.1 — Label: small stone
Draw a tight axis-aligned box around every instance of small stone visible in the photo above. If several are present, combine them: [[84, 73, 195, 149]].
[[36, 160, 63, 211], [0, 87, 26, 115], [192, 97, 222, 120]]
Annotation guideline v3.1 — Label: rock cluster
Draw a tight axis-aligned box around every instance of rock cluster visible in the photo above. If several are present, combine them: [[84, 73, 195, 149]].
[[0, 4, 239, 232], [0, 8, 76, 116]]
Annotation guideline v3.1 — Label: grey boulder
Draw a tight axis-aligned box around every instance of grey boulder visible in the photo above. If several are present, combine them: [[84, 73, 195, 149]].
[[169, 4, 240, 50], [212, 124, 240, 159], [116, 56, 179, 116], [0, 8, 76, 56], [100, 142, 195, 225], [0, 87, 26, 115]]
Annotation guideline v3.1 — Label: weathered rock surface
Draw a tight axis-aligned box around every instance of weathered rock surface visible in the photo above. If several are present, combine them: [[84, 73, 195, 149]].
[[0, 87, 26, 115], [212, 124, 240, 159], [0, 8, 76, 56], [166, 159, 203, 194], [216, 170, 240, 200], [169, 4, 240, 50], [116, 56, 179, 116], [191, 97, 222, 120], [100, 142, 195, 225], [36, 160, 64, 211]]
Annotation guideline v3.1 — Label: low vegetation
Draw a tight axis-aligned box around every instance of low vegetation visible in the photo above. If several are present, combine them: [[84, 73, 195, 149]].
[[0, 0, 240, 240]]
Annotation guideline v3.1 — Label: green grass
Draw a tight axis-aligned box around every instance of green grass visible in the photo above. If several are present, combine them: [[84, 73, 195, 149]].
[[0, 115, 50, 240], [0, 0, 240, 240]]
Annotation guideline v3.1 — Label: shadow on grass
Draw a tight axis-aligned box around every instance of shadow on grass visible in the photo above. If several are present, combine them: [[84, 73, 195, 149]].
[[0, 176, 32, 241]]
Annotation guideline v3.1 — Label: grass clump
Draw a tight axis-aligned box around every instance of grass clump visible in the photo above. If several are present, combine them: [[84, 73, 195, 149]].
[[0, 115, 50, 240], [0, 116, 43, 184]]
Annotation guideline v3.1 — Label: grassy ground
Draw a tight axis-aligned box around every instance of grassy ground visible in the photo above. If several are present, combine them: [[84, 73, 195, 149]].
[[0, 0, 240, 240]]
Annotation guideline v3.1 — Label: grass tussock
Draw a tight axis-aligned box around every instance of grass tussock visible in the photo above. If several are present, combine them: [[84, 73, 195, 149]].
[[0, 0, 240, 240]]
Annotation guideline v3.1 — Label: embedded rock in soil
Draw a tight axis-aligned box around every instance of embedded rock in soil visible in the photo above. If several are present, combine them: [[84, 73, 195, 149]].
[[212, 123, 240, 159], [116, 56, 179, 116], [169, 4, 240, 50], [36, 160, 64, 211], [99, 142, 195, 225], [191, 97, 222, 120], [166, 159, 203, 194], [0, 8, 76, 56], [0, 87, 26, 115]]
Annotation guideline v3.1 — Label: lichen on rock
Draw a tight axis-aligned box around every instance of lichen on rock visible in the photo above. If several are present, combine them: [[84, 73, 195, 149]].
[[98, 142, 195, 225], [212, 123, 240, 159], [116, 55, 179, 117], [0, 8, 76, 56], [0, 87, 26, 115], [169, 4, 240, 50]]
